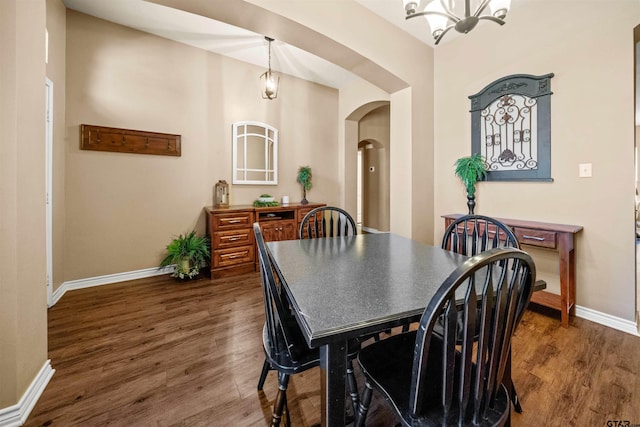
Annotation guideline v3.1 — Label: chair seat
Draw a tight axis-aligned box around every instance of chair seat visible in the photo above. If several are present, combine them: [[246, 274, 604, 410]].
[[263, 322, 320, 375], [263, 319, 361, 374], [358, 331, 510, 426]]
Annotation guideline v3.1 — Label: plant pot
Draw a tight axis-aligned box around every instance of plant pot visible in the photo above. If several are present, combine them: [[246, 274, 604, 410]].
[[173, 257, 200, 280], [467, 194, 476, 215], [179, 257, 190, 273]]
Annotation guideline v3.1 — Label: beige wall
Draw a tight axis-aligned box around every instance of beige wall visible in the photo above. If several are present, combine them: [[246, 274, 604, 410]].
[[434, 1, 640, 320], [390, 88, 414, 238], [0, 0, 48, 408], [64, 11, 339, 281]]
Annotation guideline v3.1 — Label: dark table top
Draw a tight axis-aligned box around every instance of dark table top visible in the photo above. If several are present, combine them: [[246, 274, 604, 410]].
[[266, 233, 469, 348]]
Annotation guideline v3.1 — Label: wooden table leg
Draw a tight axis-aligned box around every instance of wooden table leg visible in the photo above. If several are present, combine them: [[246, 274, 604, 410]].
[[320, 341, 347, 427], [558, 233, 576, 328]]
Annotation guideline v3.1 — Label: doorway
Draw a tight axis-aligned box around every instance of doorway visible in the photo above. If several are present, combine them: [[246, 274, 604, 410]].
[[355, 105, 390, 233], [345, 101, 391, 231], [357, 139, 387, 233]]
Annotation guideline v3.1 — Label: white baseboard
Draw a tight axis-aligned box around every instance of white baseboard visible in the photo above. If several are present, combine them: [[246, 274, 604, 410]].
[[51, 266, 173, 307], [361, 227, 387, 234], [575, 305, 639, 336], [0, 360, 55, 427]]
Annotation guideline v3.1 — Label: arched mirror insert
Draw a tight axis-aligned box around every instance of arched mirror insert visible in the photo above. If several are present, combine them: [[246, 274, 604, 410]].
[[232, 121, 278, 185]]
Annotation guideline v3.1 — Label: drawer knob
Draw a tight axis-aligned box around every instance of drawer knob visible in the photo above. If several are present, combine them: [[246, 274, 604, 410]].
[[522, 235, 545, 241]]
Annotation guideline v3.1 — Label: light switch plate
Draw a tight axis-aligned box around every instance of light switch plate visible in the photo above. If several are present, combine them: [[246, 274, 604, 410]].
[[578, 163, 592, 178]]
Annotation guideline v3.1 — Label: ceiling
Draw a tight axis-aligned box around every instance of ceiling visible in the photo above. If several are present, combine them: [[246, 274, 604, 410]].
[[62, 0, 640, 125], [62, 0, 434, 90]]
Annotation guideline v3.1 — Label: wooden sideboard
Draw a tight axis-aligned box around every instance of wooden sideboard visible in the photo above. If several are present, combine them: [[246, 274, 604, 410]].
[[443, 214, 583, 328], [204, 203, 324, 279]]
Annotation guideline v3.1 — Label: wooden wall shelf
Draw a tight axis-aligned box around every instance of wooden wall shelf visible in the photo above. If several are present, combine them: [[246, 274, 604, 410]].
[[80, 124, 181, 156]]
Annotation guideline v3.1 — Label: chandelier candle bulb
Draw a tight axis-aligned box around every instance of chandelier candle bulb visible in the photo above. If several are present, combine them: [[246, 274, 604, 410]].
[[404, 0, 511, 45]]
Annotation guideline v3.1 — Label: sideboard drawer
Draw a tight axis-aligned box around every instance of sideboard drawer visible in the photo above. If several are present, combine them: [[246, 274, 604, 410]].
[[212, 211, 255, 230], [213, 229, 254, 249], [514, 227, 557, 249], [297, 206, 318, 222], [212, 245, 255, 268]]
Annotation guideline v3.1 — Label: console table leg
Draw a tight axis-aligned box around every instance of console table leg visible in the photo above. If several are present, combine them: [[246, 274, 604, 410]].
[[558, 234, 575, 328]]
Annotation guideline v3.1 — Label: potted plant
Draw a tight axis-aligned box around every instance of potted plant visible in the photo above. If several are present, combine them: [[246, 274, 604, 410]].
[[454, 153, 487, 214], [159, 230, 210, 280], [296, 166, 312, 205]]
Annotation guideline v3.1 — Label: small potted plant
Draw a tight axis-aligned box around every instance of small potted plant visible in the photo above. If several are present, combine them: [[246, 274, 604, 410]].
[[159, 230, 210, 280], [454, 153, 487, 214], [296, 166, 312, 205], [253, 193, 279, 207]]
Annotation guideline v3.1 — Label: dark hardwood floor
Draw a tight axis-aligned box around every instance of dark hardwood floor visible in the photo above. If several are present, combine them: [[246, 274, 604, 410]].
[[24, 272, 640, 426]]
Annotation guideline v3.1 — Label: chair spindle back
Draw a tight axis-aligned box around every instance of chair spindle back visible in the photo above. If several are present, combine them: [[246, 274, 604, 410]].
[[442, 214, 519, 256], [299, 206, 357, 239], [409, 248, 535, 424]]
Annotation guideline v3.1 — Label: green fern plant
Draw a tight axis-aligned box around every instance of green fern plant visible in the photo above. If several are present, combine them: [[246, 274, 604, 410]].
[[159, 230, 210, 280], [454, 153, 487, 197]]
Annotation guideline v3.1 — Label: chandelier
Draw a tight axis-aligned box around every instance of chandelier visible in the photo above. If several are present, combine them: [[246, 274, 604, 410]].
[[260, 36, 279, 100], [403, 0, 511, 45]]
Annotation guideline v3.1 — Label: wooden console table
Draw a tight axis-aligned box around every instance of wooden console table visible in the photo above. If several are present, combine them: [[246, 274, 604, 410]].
[[443, 214, 583, 327]]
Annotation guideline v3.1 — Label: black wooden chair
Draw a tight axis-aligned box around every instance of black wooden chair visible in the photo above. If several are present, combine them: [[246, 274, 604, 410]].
[[299, 206, 357, 239], [254, 223, 320, 426], [441, 214, 535, 413], [442, 214, 519, 256], [254, 223, 360, 424], [354, 247, 536, 427]]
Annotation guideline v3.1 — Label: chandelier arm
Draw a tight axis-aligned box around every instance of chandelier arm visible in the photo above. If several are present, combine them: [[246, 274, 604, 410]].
[[477, 15, 506, 25], [405, 10, 458, 23], [434, 24, 456, 45], [439, 0, 459, 19], [472, 0, 493, 18]]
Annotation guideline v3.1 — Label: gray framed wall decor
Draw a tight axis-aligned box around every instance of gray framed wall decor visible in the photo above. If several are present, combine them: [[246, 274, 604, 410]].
[[469, 73, 554, 181]]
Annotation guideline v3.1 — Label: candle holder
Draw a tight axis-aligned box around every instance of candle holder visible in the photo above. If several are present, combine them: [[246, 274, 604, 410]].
[[214, 180, 229, 208]]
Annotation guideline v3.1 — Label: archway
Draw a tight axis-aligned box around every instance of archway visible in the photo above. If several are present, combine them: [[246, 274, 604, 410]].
[[346, 101, 390, 232]]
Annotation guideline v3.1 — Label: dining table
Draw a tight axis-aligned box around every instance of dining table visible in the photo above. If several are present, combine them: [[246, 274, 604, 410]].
[[265, 232, 472, 427]]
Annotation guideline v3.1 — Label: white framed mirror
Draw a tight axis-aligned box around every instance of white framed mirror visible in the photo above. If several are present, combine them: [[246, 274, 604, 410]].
[[232, 121, 278, 185]]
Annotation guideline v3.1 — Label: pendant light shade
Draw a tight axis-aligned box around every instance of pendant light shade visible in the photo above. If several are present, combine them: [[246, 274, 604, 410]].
[[260, 37, 279, 100]]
